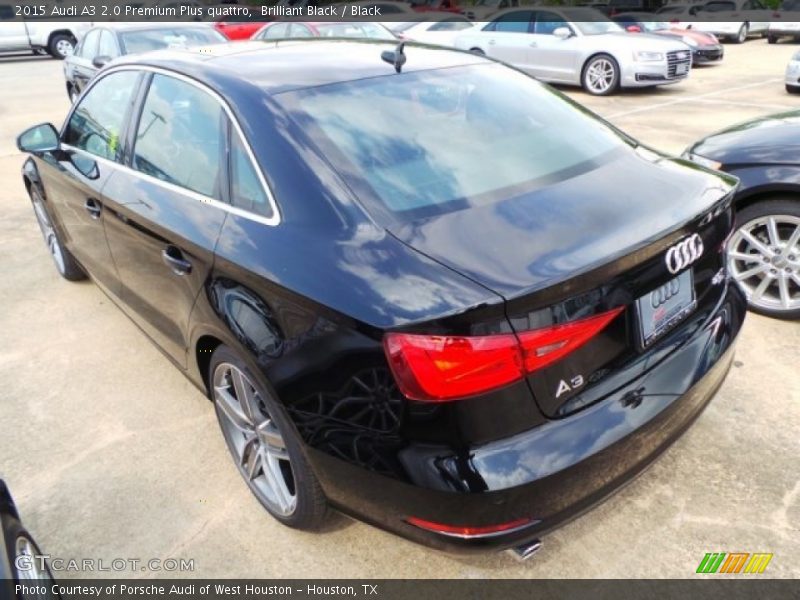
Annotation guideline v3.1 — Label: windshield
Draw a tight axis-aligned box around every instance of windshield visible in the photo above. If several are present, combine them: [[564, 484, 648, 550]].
[[276, 64, 626, 222], [314, 23, 396, 40], [120, 28, 225, 53]]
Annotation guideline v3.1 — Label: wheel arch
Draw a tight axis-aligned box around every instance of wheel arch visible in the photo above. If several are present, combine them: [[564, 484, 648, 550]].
[[47, 29, 76, 46], [734, 184, 800, 213]]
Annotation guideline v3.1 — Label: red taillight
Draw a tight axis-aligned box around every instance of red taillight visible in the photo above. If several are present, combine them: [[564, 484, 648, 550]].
[[406, 516, 534, 538], [384, 307, 623, 402]]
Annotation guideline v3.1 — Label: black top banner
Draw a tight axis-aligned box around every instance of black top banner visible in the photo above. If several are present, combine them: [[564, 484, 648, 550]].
[[3, 0, 800, 23]]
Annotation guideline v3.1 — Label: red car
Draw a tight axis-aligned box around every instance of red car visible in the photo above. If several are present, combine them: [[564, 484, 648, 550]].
[[214, 16, 269, 40], [613, 13, 724, 64]]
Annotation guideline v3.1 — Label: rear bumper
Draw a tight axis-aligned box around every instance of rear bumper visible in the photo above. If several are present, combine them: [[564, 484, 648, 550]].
[[309, 283, 746, 553]]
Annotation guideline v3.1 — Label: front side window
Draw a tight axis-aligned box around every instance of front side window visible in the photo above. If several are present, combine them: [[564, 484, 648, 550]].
[[132, 74, 223, 198], [119, 27, 225, 54], [79, 29, 100, 58], [63, 70, 140, 162], [534, 12, 568, 35], [229, 130, 272, 218], [278, 64, 625, 222], [97, 30, 119, 58]]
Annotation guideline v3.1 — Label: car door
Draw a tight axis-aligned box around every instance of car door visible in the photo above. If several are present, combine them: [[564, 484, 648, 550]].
[[527, 11, 580, 82], [102, 71, 228, 366], [481, 11, 536, 69], [71, 29, 99, 93], [46, 70, 143, 296]]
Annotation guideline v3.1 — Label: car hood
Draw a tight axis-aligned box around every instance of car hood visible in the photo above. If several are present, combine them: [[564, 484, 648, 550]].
[[658, 28, 718, 44], [688, 110, 800, 165], [388, 148, 735, 299], [587, 31, 691, 52]]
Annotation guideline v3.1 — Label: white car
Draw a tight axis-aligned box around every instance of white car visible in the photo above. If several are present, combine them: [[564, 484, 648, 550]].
[[0, 3, 91, 58], [768, 0, 800, 43], [454, 7, 693, 95], [787, 50, 800, 93], [692, 0, 772, 43], [395, 15, 475, 46]]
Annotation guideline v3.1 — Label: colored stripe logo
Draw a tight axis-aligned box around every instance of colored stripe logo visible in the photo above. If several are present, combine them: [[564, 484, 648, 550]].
[[696, 552, 773, 574]]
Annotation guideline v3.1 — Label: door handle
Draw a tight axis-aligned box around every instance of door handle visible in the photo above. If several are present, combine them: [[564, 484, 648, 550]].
[[529, 41, 538, 47], [161, 246, 192, 276], [488, 39, 496, 45], [84, 198, 102, 219]]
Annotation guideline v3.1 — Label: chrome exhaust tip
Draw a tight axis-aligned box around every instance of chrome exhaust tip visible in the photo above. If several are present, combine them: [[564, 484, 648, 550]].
[[507, 539, 542, 561]]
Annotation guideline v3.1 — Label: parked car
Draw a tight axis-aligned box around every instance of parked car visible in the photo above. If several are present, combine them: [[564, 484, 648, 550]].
[[692, 0, 771, 43], [252, 21, 396, 41], [1, 480, 59, 599], [0, 4, 90, 59], [16, 40, 745, 555], [392, 14, 474, 46], [63, 23, 226, 103], [613, 13, 724, 64], [465, 0, 533, 21], [686, 112, 800, 319], [767, 0, 800, 43], [453, 7, 693, 95], [787, 49, 800, 92], [654, 3, 705, 27], [214, 8, 270, 40]]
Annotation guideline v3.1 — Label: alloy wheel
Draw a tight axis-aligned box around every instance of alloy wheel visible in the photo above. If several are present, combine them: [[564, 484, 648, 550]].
[[585, 58, 615, 94], [55, 39, 74, 58], [737, 25, 748, 43], [728, 215, 800, 313], [31, 191, 66, 275], [213, 363, 297, 516]]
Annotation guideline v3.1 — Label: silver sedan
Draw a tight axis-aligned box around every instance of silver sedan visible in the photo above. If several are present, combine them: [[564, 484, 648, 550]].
[[787, 50, 800, 94], [454, 7, 693, 95]]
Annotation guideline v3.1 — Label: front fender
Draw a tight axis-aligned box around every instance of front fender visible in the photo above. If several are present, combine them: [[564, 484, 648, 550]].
[[726, 164, 800, 204]]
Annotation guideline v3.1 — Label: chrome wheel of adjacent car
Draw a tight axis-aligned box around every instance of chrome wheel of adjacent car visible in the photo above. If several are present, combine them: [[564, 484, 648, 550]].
[[583, 55, 619, 96], [728, 213, 800, 318], [735, 24, 748, 44], [213, 361, 298, 517], [31, 189, 66, 275]]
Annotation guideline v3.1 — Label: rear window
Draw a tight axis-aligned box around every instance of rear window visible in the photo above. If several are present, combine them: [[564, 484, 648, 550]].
[[277, 64, 626, 222], [120, 27, 225, 54]]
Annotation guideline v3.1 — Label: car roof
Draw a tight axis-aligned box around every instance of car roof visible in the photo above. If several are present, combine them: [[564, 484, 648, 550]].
[[109, 39, 489, 95]]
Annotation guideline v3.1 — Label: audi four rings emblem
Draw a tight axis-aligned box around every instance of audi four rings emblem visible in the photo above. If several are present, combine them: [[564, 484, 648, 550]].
[[665, 234, 704, 275], [651, 278, 681, 309]]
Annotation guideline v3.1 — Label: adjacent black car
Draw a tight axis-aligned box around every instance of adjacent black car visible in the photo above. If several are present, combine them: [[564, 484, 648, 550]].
[[18, 41, 745, 555], [63, 23, 225, 103], [687, 111, 800, 320]]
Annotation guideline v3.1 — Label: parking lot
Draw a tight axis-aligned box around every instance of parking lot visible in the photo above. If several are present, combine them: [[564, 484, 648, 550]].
[[0, 39, 798, 579]]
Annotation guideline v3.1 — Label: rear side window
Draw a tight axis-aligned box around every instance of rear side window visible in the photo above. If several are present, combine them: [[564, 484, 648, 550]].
[[132, 74, 223, 199], [63, 70, 140, 162], [260, 23, 289, 39], [229, 130, 273, 219], [486, 11, 534, 33]]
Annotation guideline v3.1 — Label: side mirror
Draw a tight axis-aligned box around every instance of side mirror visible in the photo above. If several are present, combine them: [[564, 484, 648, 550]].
[[92, 55, 111, 69], [553, 27, 572, 40], [626, 25, 642, 33], [17, 123, 59, 154]]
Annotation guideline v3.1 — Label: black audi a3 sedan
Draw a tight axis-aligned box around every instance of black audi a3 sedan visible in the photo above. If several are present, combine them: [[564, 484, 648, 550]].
[[17, 40, 745, 556], [686, 111, 800, 320]]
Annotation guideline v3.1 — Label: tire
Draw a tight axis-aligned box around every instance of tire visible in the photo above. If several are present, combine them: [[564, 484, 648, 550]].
[[209, 345, 327, 529], [734, 24, 748, 44], [1, 515, 58, 594], [29, 186, 86, 281], [767, 35, 777, 44], [47, 33, 75, 59], [581, 54, 620, 96], [787, 84, 800, 94], [727, 199, 800, 320]]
